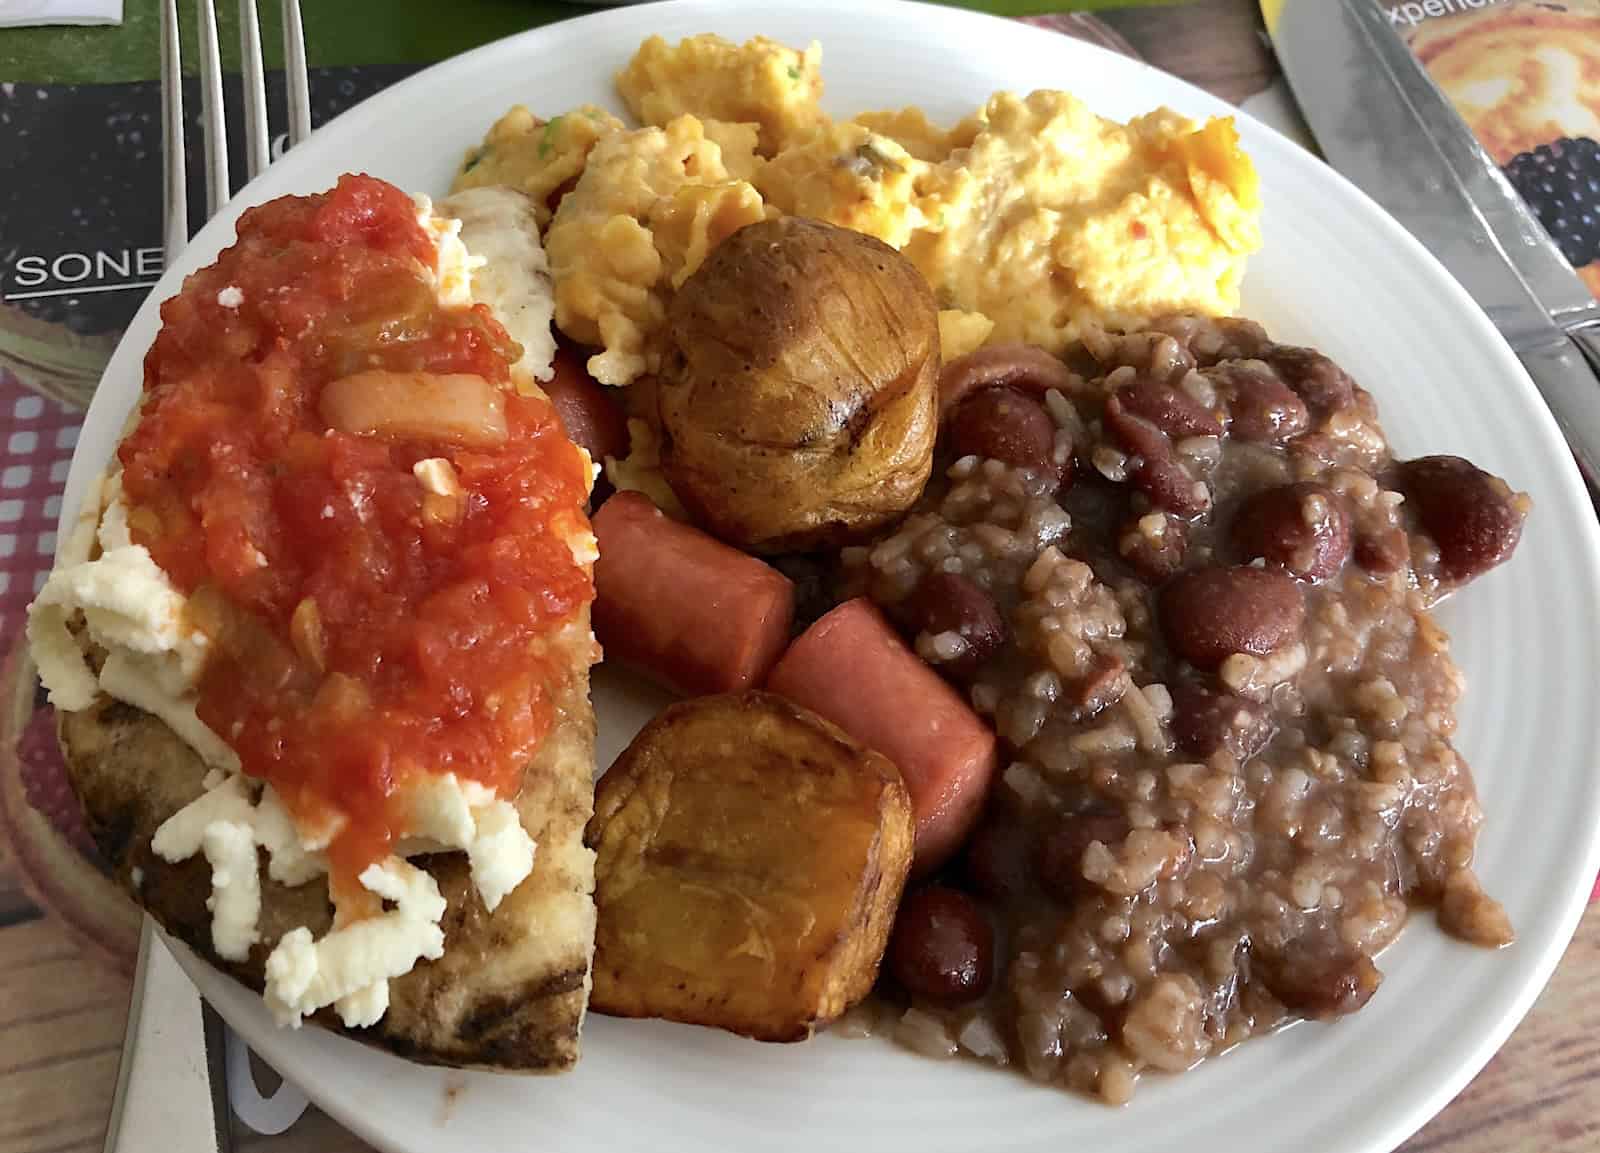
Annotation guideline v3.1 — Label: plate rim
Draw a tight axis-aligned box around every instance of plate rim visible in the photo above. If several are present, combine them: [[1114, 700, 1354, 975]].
[[62, 3, 1600, 1151]]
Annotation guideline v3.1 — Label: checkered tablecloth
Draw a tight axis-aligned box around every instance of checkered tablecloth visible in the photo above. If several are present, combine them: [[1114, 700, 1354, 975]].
[[0, 368, 79, 646]]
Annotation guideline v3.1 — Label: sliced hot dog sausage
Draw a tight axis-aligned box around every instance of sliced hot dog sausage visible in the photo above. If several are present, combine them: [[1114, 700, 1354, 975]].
[[592, 492, 794, 696], [767, 597, 999, 874], [542, 342, 630, 465]]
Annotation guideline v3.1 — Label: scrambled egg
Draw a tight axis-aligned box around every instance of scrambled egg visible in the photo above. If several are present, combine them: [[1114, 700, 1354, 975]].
[[905, 93, 1261, 349], [617, 34, 824, 156], [755, 122, 927, 250], [454, 104, 625, 227], [852, 107, 972, 163], [452, 32, 1262, 382], [542, 114, 767, 385], [938, 309, 995, 361]]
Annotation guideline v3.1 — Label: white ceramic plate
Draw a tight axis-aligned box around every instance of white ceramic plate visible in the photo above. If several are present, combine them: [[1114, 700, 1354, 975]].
[[62, 3, 1600, 1151]]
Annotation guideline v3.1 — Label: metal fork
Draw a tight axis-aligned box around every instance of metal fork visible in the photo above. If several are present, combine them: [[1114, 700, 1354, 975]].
[[102, 3, 313, 1152]]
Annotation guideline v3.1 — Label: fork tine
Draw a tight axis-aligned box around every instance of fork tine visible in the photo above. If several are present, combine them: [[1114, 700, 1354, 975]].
[[196, 0, 230, 216], [160, 0, 187, 263], [238, 0, 270, 179], [282, 0, 311, 146]]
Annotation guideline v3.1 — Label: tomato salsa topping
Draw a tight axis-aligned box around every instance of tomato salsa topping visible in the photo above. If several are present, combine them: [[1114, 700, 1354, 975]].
[[122, 174, 595, 884]]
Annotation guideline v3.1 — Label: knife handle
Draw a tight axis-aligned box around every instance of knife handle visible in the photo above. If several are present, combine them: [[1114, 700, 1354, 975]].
[[1519, 337, 1600, 491]]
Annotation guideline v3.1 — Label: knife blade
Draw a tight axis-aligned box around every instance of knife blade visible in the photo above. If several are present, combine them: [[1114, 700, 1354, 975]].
[[103, 918, 232, 1153], [1273, 0, 1600, 482]]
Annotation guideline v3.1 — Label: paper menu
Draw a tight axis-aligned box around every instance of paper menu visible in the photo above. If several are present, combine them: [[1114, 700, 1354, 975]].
[[1403, 1, 1600, 300], [1265, 0, 1600, 301]]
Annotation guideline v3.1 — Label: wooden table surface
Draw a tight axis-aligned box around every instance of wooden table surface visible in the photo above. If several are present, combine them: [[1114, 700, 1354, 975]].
[[4, 1, 1597, 1150]]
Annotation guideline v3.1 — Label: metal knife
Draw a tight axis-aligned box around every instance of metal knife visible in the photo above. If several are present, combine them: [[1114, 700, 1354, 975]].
[[102, 918, 232, 1153], [1273, 0, 1600, 483]]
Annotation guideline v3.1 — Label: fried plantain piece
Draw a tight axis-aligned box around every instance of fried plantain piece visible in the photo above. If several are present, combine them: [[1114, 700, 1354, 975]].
[[587, 691, 913, 1041]]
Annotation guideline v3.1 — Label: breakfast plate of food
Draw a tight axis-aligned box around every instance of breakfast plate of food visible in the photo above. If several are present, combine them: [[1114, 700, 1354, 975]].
[[27, 1, 1600, 1151]]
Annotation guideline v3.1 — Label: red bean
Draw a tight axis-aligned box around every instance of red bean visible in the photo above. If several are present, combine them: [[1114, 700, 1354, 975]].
[[1207, 317, 1274, 363], [1267, 345, 1356, 415], [1037, 808, 1131, 901], [1169, 680, 1276, 763], [1103, 395, 1209, 517], [1147, 315, 1272, 365], [1119, 512, 1189, 581], [949, 386, 1066, 484], [1393, 455, 1527, 584], [888, 886, 996, 1004], [963, 811, 1032, 902], [938, 344, 1077, 416], [1208, 360, 1310, 444], [1160, 567, 1306, 668], [1231, 482, 1352, 584], [1257, 933, 1382, 1018], [904, 571, 1007, 681], [1116, 377, 1223, 439]]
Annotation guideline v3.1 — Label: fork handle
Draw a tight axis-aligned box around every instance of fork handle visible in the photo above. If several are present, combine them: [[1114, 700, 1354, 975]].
[[103, 919, 230, 1153]]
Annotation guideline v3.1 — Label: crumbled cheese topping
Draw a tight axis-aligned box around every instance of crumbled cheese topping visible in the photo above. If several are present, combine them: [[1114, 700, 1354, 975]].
[[96, 476, 132, 550], [34, 544, 193, 684], [28, 473, 232, 768], [264, 857, 447, 1028], [438, 186, 557, 384], [400, 772, 536, 912], [152, 767, 534, 1023], [99, 648, 237, 771], [152, 774, 329, 887], [466, 801, 536, 913], [202, 821, 262, 960], [412, 457, 461, 498], [566, 529, 599, 567], [413, 194, 485, 311], [152, 775, 310, 961], [30, 539, 201, 703], [253, 788, 337, 883], [216, 286, 244, 309]]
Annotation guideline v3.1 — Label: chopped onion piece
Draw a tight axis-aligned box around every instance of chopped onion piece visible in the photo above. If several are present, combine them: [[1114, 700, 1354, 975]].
[[320, 371, 508, 446]]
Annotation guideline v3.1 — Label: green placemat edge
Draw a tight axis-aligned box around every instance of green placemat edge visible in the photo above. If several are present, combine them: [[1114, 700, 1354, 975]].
[[0, 0, 1181, 85]]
